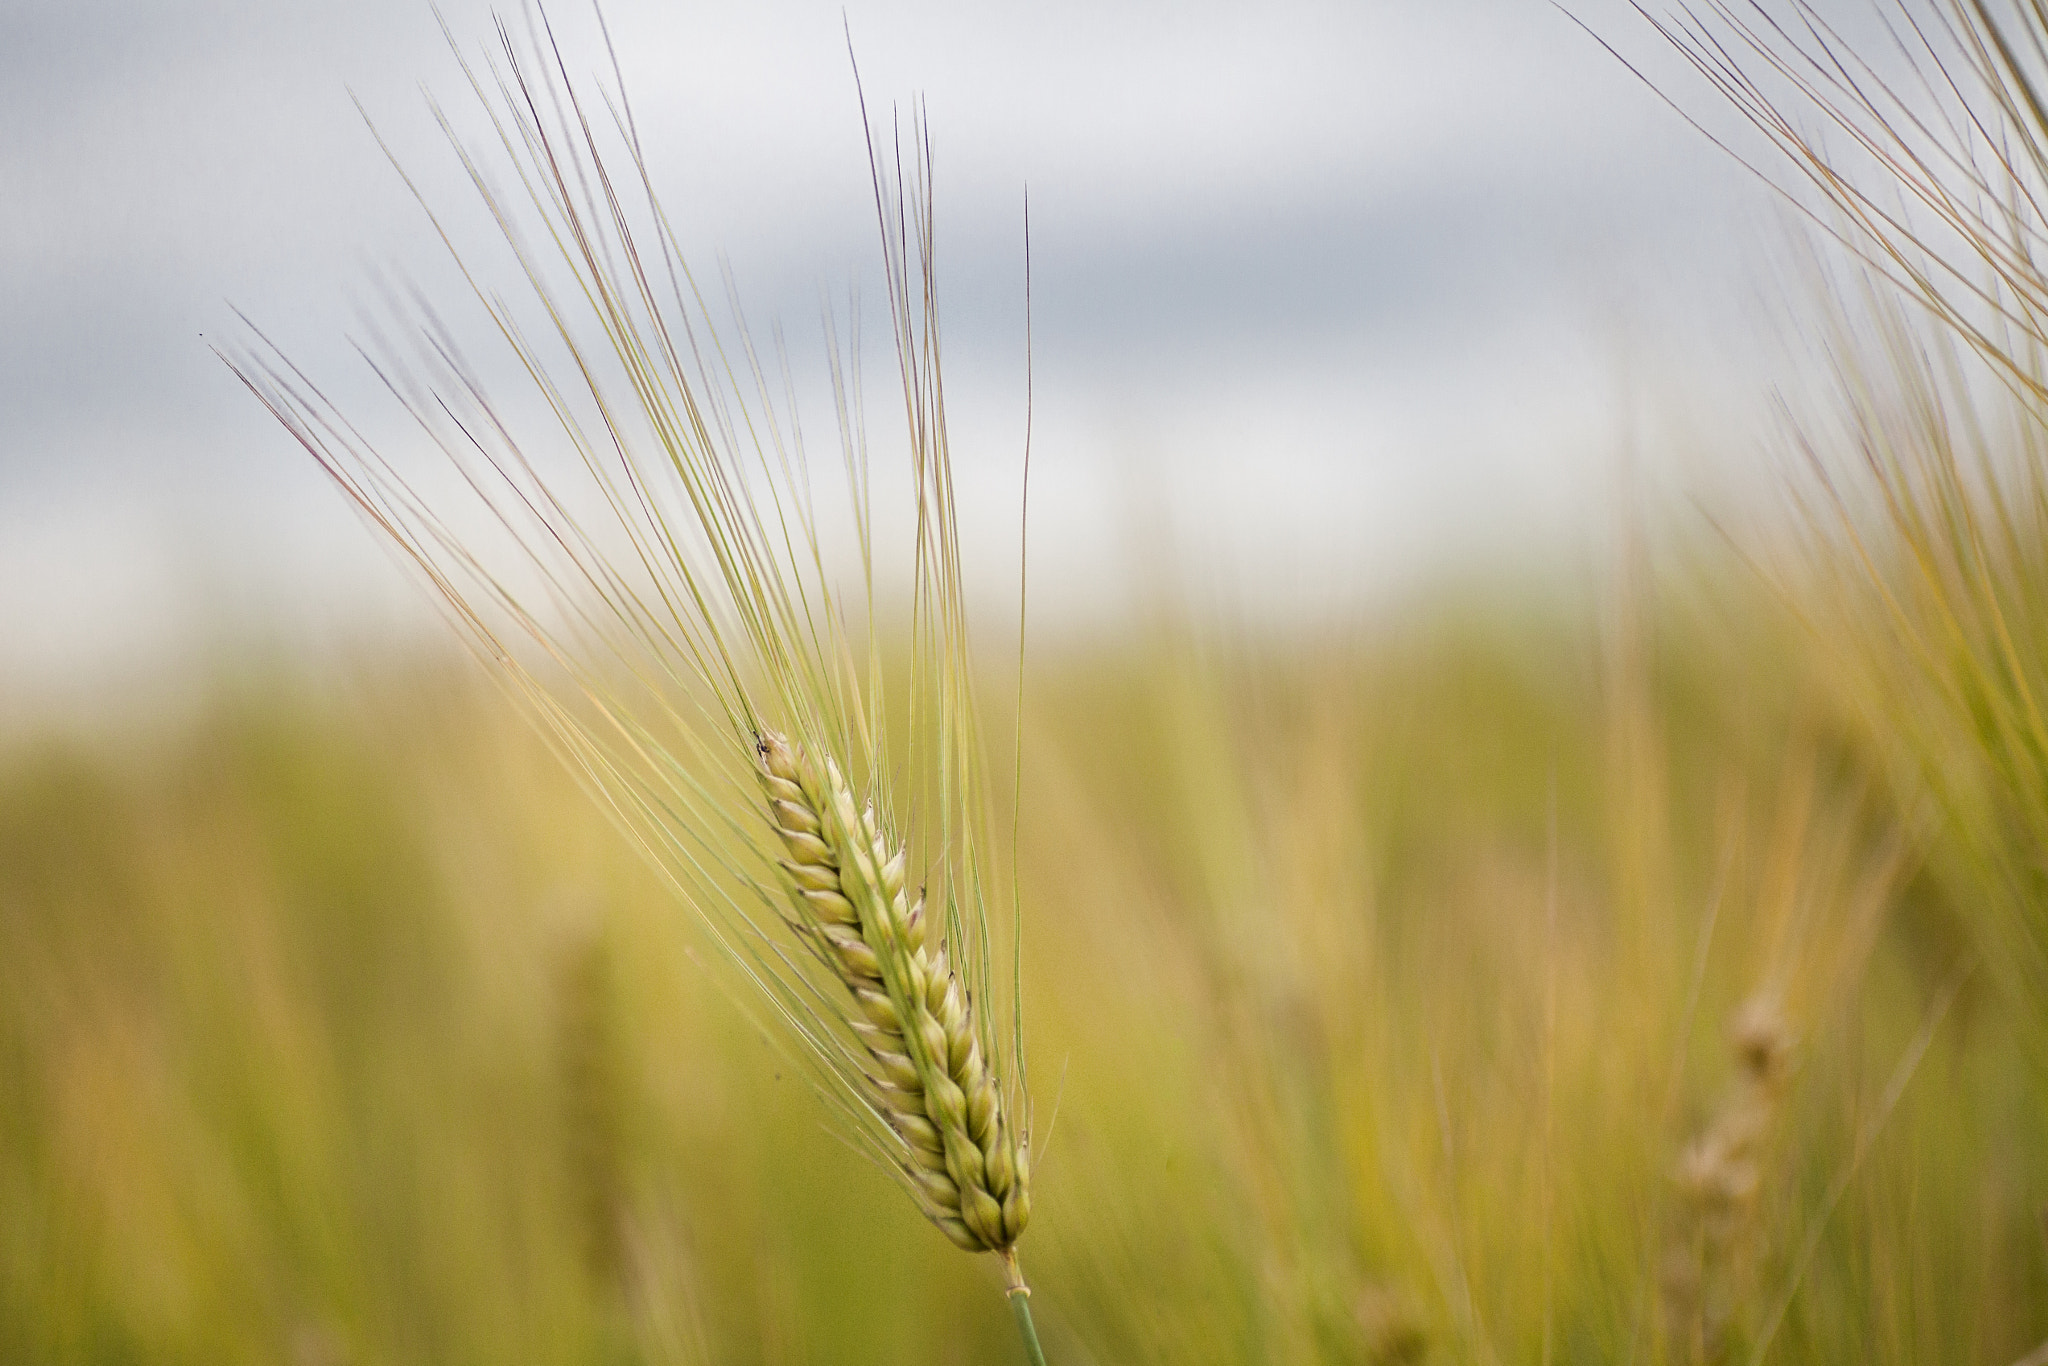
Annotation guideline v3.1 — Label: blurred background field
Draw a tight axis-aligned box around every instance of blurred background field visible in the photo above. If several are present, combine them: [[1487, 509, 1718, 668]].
[[14, 0, 2048, 1361], [6, 546, 2046, 1363]]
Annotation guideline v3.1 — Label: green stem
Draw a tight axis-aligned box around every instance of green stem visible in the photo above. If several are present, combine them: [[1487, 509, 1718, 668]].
[[1001, 1250, 1050, 1366]]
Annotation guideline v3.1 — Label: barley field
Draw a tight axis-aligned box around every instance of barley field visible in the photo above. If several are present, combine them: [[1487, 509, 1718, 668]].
[[6, 546, 2046, 1363], [9, 1, 2048, 1363]]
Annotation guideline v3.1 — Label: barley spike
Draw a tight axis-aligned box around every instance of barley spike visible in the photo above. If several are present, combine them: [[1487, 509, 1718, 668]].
[[756, 729, 1031, 1252]]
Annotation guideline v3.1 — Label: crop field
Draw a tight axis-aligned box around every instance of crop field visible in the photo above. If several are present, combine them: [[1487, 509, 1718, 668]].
[[5, 555, 2045, 1363]]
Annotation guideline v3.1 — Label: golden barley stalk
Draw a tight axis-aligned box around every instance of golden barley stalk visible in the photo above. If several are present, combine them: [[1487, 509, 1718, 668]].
[[220, 2, 1047, 1357], [1634, 0, 2048, 1058]]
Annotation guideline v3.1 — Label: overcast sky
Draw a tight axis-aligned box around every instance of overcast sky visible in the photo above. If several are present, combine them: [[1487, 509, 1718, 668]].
[[2, 0, 1803, 712]]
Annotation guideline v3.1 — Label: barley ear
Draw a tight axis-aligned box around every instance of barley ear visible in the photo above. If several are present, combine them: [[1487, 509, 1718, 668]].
[[756, 729, 1032, 1254]]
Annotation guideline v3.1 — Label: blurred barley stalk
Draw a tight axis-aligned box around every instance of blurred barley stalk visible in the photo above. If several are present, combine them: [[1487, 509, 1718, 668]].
[[1632, 0, 2048, 1048], [1662, 995, 1791, 1361], [221, 3, 1044, 1357]]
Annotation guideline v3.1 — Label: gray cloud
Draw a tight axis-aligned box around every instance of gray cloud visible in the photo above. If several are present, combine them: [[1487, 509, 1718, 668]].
[[0, 0, 1789, 696]]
